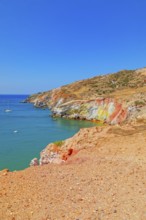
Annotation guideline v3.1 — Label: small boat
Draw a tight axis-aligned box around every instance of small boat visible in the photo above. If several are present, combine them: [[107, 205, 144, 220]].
[[5, 100, 12, 112], [13, 130, 18, 133], [5, 109, 12, 113]]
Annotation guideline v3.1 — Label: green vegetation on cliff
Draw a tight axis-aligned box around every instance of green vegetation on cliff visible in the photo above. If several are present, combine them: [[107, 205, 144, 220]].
[[25, 67, 146, 124], [27, 68, 146, 105]]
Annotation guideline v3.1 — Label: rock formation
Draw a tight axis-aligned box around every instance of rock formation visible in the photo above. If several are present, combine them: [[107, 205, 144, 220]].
[[1, 67, 146, 219], [30, 158, 39, 166], [30, 126, 114, 166], [2, 123, 146, 219], [25, 67, 146, 124]]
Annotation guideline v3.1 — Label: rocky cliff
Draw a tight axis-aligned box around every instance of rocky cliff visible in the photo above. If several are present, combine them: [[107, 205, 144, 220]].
[[30, 122, 146, 167], [2, 68, 146, 220], [2, 123, 146, 220], [52, 98, 127, 124], [25, 67, 146, 124]]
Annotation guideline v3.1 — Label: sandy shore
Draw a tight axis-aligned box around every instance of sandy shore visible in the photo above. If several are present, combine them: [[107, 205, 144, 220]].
[[1, 123, 146, 220]]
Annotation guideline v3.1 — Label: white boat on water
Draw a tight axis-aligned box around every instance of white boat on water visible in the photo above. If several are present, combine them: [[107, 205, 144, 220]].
[[5, 109, 12, 113]]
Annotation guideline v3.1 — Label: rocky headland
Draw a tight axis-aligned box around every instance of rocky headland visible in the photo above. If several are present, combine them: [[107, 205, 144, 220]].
[[1, 67, 146, 219], [25, 67, 146, 124]]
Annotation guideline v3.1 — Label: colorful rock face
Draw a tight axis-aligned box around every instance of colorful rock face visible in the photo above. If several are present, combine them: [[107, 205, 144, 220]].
[[52, 98, 128, 125], [27, 93, 128, 124], [25, 67, 146, 125]]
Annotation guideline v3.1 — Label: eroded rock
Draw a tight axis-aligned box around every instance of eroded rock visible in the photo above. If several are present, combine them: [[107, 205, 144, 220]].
[[30, 158, 39, 166]]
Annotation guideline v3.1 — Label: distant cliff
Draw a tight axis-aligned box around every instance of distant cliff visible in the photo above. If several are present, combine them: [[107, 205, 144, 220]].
[[25, 67, 146, 124]]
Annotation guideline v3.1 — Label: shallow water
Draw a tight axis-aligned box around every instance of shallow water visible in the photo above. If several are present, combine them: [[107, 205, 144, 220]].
[[0, 95, 97, 171]]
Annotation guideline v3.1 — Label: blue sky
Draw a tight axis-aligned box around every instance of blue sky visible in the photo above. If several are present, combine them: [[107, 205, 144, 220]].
[[0, 0, 146, 94]]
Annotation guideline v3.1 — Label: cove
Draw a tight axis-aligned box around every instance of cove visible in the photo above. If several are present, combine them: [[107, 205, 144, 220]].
[[0, 95, 97, 171]]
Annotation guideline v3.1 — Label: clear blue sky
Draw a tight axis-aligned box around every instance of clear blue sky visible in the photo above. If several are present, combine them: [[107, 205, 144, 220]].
[[0, 0, 146, 94]]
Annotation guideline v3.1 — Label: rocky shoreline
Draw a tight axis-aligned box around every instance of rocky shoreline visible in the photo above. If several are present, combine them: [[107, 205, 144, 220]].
[[30, 126, 107, 167], [25, 67, 146, 168], [1, 122, 146, 219], [25, 68, 146, 125], [1, 67, 146, 219]]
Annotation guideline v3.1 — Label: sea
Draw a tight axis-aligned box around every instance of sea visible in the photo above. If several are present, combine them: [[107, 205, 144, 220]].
[[0, 95, 97, 171]]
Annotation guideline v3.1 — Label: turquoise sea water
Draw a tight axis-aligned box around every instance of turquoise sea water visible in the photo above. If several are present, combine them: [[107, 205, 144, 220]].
[[0, 95, 97, 171]]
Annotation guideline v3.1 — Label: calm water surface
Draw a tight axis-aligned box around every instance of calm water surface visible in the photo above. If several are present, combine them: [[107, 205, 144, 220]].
[[0, 95, 97, 171]]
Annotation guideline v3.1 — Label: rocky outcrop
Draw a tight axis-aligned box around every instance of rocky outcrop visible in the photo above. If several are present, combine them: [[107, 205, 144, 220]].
[[30, 122, 144, 167], [30, 126, 113, 167], [2, 122, 146, 220], [39, 143, 62, 165], [31, 142, 78, 166], [52, 98, 128, 124], [26, 92, 128, 124], [30, 158, 39, 166], [25, 67, 146, 124]]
